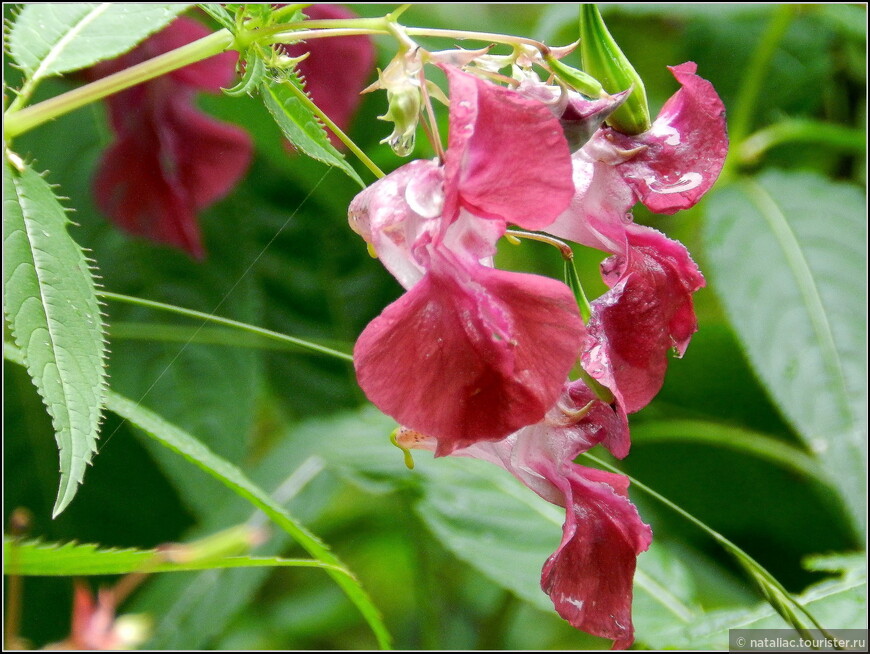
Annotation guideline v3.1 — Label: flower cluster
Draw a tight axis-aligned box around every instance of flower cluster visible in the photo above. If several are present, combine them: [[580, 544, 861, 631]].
[[350, 56, 726, 647]]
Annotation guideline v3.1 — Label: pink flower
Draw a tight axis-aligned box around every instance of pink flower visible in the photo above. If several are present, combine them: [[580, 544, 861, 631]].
[[583, 224, 705, 413], [543, 62, 724, 412], [283, 4, 376, 141], [87, 17, 253, 258], [398, 380, 652, 649], [45, 581, 148, 650], [547, 62, 728, 253], [351, 67, 583, 454]]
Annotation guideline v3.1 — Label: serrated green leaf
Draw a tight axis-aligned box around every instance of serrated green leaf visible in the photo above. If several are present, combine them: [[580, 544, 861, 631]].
[[261, 77, 365, 187], [223, 50, 266, 97], [8, 3, 192, 79], [103, 389, 391, 649], [704, 171, 867, 534], [3, 536, 341, 576], [3, 158, 107, 517], [197, 3, 235, 30]]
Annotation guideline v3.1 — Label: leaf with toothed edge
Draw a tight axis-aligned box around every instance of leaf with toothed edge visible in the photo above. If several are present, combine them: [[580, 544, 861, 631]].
[[3, 157, 108, 517], [7, 3, 192, 80], [3, 537, 344, 576], [260, 72, 365, 187]]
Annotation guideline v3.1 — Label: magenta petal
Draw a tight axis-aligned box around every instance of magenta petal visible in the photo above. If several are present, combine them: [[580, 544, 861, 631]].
[[441, 66, 574, 230], [93, 98, 251, 257], [168, 101, 253, 210], [541, 465, 652, 650], [583, 225, 705, 413], [546, 150, 635, 253], [354, 255, 584, 452], [616, 62, 728, 214]]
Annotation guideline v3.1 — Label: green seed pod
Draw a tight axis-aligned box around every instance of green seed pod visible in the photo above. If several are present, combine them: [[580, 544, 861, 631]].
[[579, 4, 651, 134]]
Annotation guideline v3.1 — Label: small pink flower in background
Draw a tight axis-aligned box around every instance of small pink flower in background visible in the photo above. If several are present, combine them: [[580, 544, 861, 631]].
[[351, 66, 584, 454], [87, 17, 252, 258], [44, 581, 148, 650], [88, 6, 374, 257], [397, 379, 651, 649], [283, 4, 376, 142]]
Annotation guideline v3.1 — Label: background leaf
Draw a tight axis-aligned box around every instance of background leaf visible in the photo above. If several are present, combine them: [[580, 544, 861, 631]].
[[704, 170, 867, 534], [7, 3, 192, 80], [104, 388, 392, 649], [648, 553, 867, 649], [3, 160, 107, 516]]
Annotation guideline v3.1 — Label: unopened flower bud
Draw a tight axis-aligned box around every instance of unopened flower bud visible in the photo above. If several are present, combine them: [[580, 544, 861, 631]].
[[579, 4, 651, 134], [379, 85, 422, 157]]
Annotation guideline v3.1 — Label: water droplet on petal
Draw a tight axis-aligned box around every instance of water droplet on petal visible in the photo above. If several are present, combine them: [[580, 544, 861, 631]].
[[645, 172, 703, 195]]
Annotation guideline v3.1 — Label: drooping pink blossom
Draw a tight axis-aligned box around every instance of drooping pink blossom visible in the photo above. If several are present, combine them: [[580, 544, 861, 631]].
[[582, 225, 705, 413], [283, 4, 376, 140], [541, 63, 722, 413], [547, 62, 728, 251], [88, 17, 252, 258], [398, 380, 651, 649], [351, 66, 582, 454]]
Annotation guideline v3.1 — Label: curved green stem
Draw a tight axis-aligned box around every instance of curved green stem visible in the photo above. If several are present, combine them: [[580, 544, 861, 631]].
[[4, 29, 235, 140], [723, 4, 795, 175], [99, 291, 353, 362], [739, 119, 866, 165]]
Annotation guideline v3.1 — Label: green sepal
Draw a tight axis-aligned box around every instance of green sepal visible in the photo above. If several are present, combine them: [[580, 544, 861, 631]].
[[579, 4, 651, 134]]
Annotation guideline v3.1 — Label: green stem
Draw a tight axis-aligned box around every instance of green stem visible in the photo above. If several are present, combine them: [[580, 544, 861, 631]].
[[108, 321, 351, 354], [4, 29, 235, 140], [630, 419, 831, 484], [99, 291, 353, 362], [406, 26, 548, 53], [280, 78, 385, 179], [724, 4, 795, 174], [271, 4, 311, 22], [739, 119, 866, 165]]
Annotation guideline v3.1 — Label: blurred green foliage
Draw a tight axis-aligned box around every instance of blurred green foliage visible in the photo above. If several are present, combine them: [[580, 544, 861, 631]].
[[4, 3, 866, 649]]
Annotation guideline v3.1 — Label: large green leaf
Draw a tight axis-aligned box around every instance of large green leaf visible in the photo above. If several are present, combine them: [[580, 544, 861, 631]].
[[3, 537, 340, 576], [704, 171, 867, 533], [103, 389, 391, 649], [7, 3, 191, 79], [3, 158, 107, 517], [261, 77, 365, 187]]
